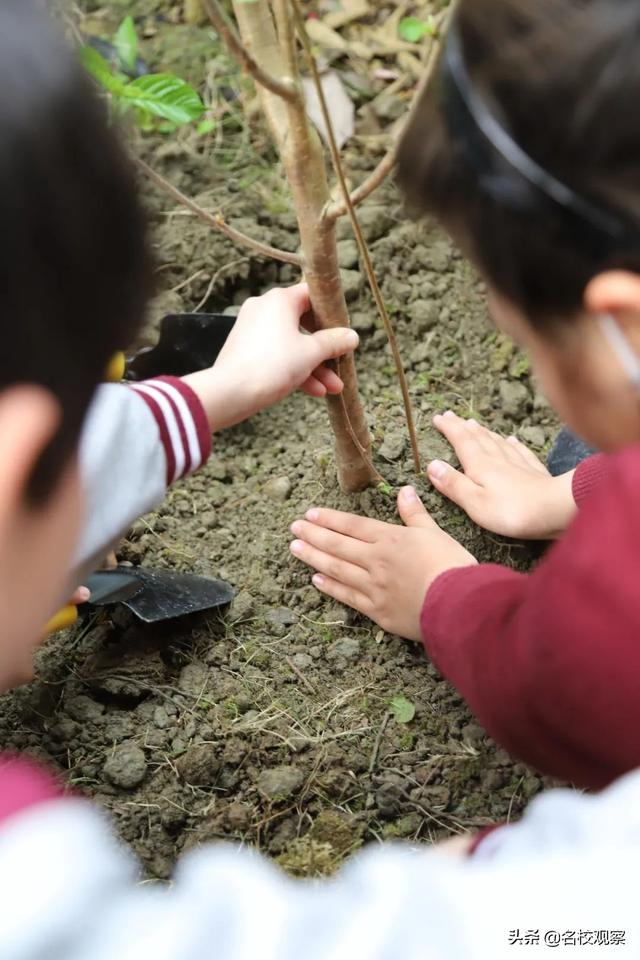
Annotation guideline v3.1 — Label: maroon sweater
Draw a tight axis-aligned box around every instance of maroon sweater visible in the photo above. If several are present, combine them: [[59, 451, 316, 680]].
[[420, 447, 640, 790]]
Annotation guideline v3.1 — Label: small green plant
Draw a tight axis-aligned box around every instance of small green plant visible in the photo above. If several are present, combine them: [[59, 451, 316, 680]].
[[80, 16, 204, 132], [389, 693, 416, 724], [398, 16, 437, 43]]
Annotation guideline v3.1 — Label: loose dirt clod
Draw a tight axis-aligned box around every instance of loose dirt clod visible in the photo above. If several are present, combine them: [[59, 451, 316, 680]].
[[103, 742, 147, 790]]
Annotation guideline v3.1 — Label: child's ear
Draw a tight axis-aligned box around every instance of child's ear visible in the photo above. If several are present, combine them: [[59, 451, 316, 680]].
[[0, 386, 61, 521], [584, 271, 640, 320]]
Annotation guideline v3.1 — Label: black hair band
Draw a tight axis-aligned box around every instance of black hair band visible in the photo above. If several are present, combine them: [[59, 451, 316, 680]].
[[439, 25, 640, 256]]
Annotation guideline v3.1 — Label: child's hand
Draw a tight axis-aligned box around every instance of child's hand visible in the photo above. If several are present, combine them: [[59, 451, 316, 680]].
[[290, 486, 476, 642], [183, 283, 359, 432], [427, 411, 577, 540]]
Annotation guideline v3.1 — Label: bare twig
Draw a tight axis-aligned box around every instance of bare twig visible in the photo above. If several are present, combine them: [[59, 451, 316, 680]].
[[285, 655, 317, 694], [135, 156, 302, 266], [291, 0, 422, 475], [324, 12, 451, 223], [202, 0, 299, 102], [369, 712, 390, 773]]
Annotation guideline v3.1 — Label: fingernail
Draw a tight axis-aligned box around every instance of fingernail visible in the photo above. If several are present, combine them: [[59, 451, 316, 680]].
[[346, 330, 359, 348], [312, 574, 324, 587], [290, 521, 302, 536], [290, 540, 304, 555], [77, 587, 90, 603], [443, 410, 455, 418], [400, 485, 418, 501], [306, 508, 320, 522], [429, 459, 447, 481]]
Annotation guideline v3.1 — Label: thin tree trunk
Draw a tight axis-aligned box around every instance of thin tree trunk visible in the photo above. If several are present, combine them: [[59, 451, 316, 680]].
[[231, 0, 376, 492]]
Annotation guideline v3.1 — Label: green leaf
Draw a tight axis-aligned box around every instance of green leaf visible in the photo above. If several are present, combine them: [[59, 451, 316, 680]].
[[389, 694, 416, 724], [196, 117, 217, 136], [114, 15, 138, 71], [121, 73, 204, 124], [398, 16, 436, 43], [80, 45, 125, 96]]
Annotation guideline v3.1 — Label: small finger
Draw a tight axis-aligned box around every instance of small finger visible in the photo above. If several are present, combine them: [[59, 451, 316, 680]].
[[290, 518, 370, 568], [303, 506, 386, 542], [70, 586, 90, 605], [310, 573, 374, 619], [427, 459, 481, 511], [397, 485, 437, 530], [312, 364, 344, 394], [432, 411, 485, 468], [307, 327, 359, 366], [289, 538, 369, 592], [300, 375, 327, 398]]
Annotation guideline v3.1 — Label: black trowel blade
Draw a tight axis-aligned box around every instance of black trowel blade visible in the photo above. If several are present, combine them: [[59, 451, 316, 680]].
[[126, 313, 237, 381], [84, 567, 234, 623]]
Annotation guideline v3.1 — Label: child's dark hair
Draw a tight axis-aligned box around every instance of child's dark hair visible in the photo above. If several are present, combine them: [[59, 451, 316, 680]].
[[0, 0, 152, 502], [398, 0, 640, 326]]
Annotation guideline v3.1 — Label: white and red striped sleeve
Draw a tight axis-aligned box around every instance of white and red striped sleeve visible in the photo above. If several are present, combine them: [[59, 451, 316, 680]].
[[129, 376, 211, 484], [73, 377, 211, 578]]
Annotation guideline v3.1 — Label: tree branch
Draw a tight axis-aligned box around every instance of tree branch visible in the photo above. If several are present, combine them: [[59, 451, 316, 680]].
[[135, 156, 302, 266], [290, 0, 422, 476], [202, 0, 299, 103], [324, 18, 447, 222]]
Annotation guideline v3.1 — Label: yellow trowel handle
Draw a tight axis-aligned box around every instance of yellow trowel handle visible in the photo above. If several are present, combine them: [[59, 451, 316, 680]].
[[44, 605, 78, 636], [105, 351, 126, 382]]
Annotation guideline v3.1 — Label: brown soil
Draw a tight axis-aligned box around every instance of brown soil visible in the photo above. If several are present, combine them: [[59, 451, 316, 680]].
[[0, 3, 559, 879]]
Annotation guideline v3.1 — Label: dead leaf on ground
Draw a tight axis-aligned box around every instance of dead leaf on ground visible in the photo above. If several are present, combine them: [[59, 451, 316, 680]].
[[324, 0, 371, 30], [302, 70, 355, 149], [306, 18, 349, 52]]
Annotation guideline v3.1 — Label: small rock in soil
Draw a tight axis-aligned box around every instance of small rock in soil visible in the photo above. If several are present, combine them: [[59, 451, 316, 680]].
[[351, 310, 375, 333], [265, 607, 298, 636], [291, 652, 313, 670], [103, 741, 147, 790], [226, 801, 253, 831], [379, 433, 406, 462], [258, 765, 304, 800], [176, 743, 221, 787], [227, 589, 256, 623], [64, 694, 105, 724], [519, 425, 546, 449], [263, 476, 293, 501], [410, 341, 432, 366], [375, 778, 404, 819], [340, 268, 364, 302], [358, 206, 393, 242], [421, 241, 452, 273], [499, 379, 530, 418], [409, 299, 439, 333], [178, 662, 209, 697], [337, 239, 359, 270], [327, 637, 361, 660], [153, 705, 170, 730]]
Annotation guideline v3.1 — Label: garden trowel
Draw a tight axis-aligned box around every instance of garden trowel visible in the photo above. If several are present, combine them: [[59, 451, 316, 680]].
[[125, 312, 237, 381], [46, 567, 234, 633]]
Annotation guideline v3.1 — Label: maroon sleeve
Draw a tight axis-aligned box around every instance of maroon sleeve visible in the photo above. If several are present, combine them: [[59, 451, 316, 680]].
[[421, 444, 640, 789], [572, 454, 608, 505]]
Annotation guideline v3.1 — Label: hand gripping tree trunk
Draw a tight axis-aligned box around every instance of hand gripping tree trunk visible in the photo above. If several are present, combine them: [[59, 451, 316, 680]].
[[210, 0, 376, 492]]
